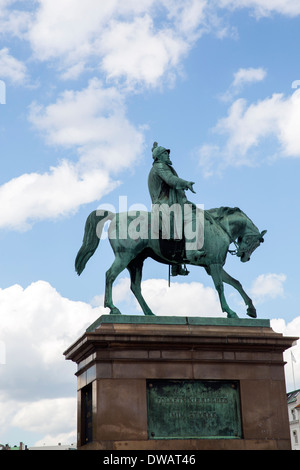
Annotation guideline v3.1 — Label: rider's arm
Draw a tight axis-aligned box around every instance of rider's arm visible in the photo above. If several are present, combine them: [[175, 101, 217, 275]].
[[154, 163, 191, 190]]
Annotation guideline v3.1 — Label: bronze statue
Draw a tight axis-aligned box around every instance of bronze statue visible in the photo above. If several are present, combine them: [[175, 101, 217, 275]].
[[75, 143, 267, 319], [148, 142, 206, 276]]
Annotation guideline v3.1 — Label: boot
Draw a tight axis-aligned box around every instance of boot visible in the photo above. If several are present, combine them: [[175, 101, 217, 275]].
[[171, 264, 190, 276]]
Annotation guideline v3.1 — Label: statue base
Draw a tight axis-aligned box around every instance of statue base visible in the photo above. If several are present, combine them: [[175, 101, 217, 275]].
[[64, 315, 297, 450]]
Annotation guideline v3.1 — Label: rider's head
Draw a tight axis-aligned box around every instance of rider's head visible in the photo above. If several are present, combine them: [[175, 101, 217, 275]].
[[152, 142, 171, 164]]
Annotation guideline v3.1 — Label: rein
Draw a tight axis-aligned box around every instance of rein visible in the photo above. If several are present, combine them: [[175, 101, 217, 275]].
[[218, 222, 259, 257], [217, 221, 239, 256]]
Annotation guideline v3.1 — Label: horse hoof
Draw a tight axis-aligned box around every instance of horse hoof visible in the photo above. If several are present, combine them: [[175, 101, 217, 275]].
[[247, 306, 257, 318], [227, 311, 238, 319], [110, 307, 122, 315]]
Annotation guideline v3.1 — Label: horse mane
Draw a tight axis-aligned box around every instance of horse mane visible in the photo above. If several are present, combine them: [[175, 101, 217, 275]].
[[208, 206, 259, 236], [209, 206, 242, 223]]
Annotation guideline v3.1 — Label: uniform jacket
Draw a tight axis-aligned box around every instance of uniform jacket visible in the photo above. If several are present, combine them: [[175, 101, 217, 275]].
[[148, 161, 190, 208]]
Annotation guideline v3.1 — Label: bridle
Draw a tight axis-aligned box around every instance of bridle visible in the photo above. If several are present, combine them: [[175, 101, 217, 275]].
[[217, 221, 240, 256], [219, 223, 261, 257]]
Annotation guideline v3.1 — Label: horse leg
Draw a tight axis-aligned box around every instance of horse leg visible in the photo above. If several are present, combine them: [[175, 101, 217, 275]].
[[104, 255, 128, 315], [221, 268, 257, 318], [208, 264, 238, 318], [127, 259, 155, 316]]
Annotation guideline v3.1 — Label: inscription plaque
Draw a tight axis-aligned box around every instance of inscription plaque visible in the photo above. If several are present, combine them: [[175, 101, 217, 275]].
[[147, 380, 242, 439]]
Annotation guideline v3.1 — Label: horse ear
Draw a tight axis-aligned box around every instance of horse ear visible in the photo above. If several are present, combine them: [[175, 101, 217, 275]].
[[260, 230, 267, 242]]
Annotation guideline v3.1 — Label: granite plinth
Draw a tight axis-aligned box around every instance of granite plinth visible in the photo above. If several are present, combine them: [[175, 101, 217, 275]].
[[64, 315, 297, 450]]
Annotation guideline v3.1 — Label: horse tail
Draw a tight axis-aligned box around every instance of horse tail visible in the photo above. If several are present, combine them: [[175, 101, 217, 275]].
[[75, 210, 114, 275]]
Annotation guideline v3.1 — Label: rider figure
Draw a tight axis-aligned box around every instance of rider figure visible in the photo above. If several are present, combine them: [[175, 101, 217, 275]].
[[148, 142, 206, 276]]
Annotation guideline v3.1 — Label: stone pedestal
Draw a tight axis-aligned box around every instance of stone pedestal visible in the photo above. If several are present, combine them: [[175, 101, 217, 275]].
[[64, 316, 297, 450]]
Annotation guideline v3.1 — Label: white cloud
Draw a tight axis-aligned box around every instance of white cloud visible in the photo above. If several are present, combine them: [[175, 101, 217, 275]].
[[0, 280, 103, 395], [217, 89, 300, 157], [2, 0, 300, 90], [27, 0, 115, 62], [197, 88, 300, 175], [0, 161, 116, 230], [93, 277, 223, 317], [0, 279, 106, 444], [216, 0, 300, 17], [11, 397, 76, 434], [0, 47, 28, 84], [271, 316, 300, 391], [0, 1, 33, 38], [28, 78, 144, 173], [232, 67, 267, 88], [164, 0, 208, 37], [140, 278, 223, 316], [98, 15, 188, 89], [26, 0, 208, 87], [0, 78, 144, 230], [0, 393, 77, 446], [219, 67, 267, 102], [250, 273, 287, 303]]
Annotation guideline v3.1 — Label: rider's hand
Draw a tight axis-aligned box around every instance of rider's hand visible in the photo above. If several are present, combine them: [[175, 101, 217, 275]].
[[186, 181, 196, 193]]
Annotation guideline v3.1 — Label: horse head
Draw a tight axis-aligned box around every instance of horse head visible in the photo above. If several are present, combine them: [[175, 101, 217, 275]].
[[237, 229, 267, 263]]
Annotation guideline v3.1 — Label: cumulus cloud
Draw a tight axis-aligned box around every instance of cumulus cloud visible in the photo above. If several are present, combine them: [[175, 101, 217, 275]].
[[0, 79, 144, 230], [0, 279, 104, 444], [216, 0, 300, 18], [197, 88, 300, 176], [93, 277, 223, 317], [0, 0, 33, 38], [11, 397, 76, 435], [0, 47, 28, 84], [271, 316, 300, 391], [25, 0, 208, 87], [220, 67, 267, 102], [215, 91, 300, 157], [0, 394, 77, 447], [139, 278, 223, 316], [28, 78, 144, 173], [0, 280, 103, 398], [0, 162, 116, 230], [2, 0, 300, 89], [98, 15, 188, 89], [250, 273, 287, 303], [232, 67, 267, 88]]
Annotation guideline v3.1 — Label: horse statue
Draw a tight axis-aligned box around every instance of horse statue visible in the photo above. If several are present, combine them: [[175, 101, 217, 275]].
[[75, 206, 266, 319]]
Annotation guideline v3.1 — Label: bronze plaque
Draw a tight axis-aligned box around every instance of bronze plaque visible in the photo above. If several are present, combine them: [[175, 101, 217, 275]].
[[147, 380, 242, 439]]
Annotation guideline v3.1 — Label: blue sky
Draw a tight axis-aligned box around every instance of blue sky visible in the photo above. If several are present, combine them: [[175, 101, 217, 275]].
[[0, 0, 300, 447]]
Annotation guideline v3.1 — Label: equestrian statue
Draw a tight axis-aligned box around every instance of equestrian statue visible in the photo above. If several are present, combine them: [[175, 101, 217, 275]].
[[75, 142, 267, 319]]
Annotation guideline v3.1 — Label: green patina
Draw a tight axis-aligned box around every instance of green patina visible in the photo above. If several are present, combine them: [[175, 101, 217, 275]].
[[147, 379, 242, 439], [76, 142, 267, 320], [86, 315, 270, 332]]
